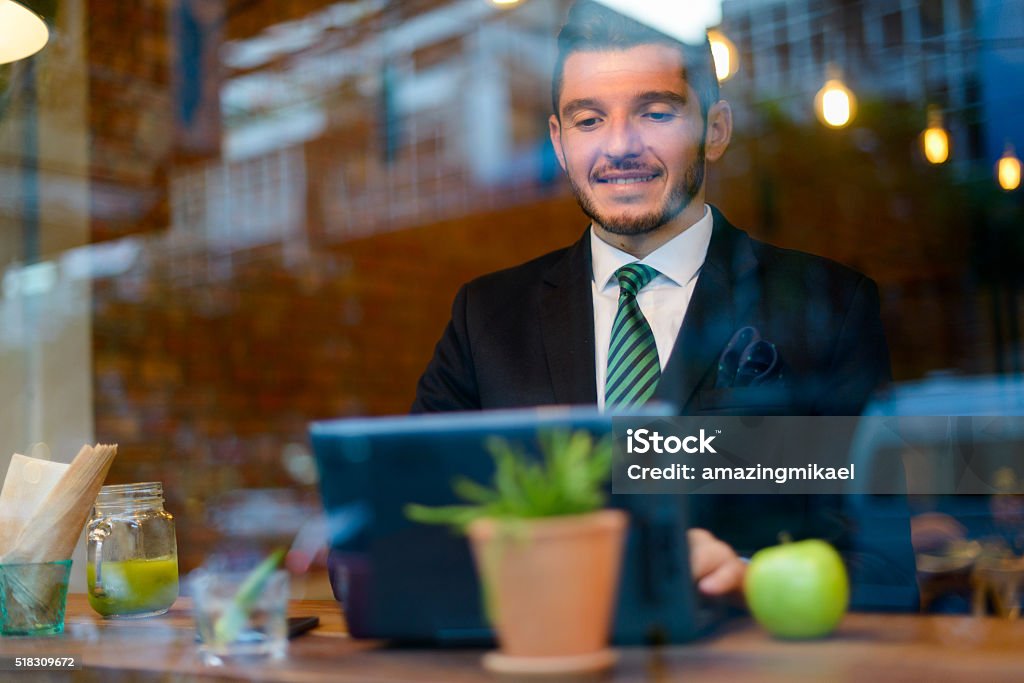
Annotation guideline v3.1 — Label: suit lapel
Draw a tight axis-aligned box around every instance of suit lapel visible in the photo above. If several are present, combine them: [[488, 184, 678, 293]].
[[541, 230, 598, 404], [656, 208, 762, 411]]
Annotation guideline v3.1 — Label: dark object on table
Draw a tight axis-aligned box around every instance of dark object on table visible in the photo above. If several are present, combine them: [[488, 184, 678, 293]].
[[288, 616, 319, 639]]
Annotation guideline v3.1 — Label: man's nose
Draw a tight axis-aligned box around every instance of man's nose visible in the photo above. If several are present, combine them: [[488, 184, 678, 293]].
[[603, 118, 644, 160]]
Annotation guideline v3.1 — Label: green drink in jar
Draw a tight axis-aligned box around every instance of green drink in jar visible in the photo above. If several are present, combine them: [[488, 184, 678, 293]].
[[87, 482, 179, 618]]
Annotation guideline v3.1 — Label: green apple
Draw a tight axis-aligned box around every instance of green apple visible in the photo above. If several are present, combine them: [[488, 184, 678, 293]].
[[744, 538, 849, 639]]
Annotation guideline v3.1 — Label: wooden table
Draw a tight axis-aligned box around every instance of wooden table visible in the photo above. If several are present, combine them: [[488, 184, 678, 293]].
[[0, 595, 1023, 682]]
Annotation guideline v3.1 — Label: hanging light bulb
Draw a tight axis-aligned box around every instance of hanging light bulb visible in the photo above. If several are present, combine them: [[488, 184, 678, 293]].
[[0, 1, 49, 64], [814, 64, 857, 129], [997, 143, 1021, 191], [921, 105, 950, 165], [707, 30, 739, 82]]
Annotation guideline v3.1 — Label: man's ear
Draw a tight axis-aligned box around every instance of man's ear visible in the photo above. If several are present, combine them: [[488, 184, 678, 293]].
[[704, 100, 733, 162], [548, 114, 567, 172]]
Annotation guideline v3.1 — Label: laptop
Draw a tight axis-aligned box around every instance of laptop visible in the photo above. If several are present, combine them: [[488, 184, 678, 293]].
[[311, 406, 723, 645]]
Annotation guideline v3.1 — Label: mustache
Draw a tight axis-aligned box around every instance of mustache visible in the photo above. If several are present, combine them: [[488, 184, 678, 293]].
[[590, 160, 662, 180]]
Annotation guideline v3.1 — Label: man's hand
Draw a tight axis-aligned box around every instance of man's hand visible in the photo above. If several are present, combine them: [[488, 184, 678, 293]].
[[688, 528, 747, 596]]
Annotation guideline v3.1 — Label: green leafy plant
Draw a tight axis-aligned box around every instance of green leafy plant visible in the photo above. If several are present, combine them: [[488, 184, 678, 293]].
[[405, 429, 613, 531]]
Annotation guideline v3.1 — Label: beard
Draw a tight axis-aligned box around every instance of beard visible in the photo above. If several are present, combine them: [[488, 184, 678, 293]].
[[566, 142, 706, 236]]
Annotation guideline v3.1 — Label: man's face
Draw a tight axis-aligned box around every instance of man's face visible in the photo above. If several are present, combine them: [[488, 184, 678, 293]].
[[549, 44, 709, 237]]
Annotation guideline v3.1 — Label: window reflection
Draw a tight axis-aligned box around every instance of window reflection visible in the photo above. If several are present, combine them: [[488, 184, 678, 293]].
[[0, 0, 1021, 604]]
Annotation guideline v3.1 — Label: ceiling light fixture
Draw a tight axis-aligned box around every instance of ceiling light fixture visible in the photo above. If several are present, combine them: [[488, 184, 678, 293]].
[[921, 105, 950, 165], [0, 1, 49, 65], [707, 30, 738, 82], [997, 143, 1021, 192], [814, 64, 856, 129]]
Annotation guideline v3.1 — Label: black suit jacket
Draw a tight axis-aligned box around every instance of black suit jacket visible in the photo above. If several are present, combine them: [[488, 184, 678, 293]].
[[413, 207, 917, 609], [413, 207, 889, 415]]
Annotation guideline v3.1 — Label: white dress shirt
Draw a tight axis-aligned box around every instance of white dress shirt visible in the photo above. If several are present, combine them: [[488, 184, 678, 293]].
[[591, 205, 713, 410]]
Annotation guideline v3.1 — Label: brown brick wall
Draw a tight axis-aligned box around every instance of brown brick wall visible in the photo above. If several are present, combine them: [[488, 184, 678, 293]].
[[87, 0, 174, 243]]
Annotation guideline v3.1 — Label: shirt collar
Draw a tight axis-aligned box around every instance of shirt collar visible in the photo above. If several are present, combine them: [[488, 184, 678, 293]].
[[590, 204, 713, 291]]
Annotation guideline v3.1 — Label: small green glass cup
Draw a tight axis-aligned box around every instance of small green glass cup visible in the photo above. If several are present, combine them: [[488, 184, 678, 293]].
[[0, 560, 73, 636]]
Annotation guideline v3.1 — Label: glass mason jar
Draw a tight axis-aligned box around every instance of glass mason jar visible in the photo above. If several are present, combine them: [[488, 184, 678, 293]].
[[87, 482, 179, 618]]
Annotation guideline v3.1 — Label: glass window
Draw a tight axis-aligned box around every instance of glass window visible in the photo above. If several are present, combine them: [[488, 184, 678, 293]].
[[1, 0, 1022, 612]]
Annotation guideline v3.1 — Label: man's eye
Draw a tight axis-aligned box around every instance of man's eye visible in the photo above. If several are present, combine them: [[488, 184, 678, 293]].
[[574, 117, 601, 129], [644, 112, 675, 122]]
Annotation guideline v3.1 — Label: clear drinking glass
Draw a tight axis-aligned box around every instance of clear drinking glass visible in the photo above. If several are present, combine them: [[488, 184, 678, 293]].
[[0, 560, 73, 636], [193, 569, 289, 665], [87, 482, 179, 618]]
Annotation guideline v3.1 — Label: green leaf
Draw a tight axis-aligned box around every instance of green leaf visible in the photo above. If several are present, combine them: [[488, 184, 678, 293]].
[[404, 429, 615, 531], [404, 503, 484, 529], [213, 548, 286, 645], [452, 477, 499, 505]]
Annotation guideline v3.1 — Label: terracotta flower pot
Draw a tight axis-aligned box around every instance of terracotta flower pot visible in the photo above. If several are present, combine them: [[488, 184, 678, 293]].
[[467, 509, 628, 673]]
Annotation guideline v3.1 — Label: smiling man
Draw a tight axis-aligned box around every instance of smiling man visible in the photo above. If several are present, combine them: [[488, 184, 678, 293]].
[[412, 1, 916, 605], [550, 42, 724, 258]]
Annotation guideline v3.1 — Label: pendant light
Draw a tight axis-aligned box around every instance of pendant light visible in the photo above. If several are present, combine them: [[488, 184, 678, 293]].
[[0, 1, 49, 65]]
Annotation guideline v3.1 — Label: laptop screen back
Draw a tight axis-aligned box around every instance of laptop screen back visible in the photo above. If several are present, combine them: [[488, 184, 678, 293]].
[[311, 406, 712, 645]]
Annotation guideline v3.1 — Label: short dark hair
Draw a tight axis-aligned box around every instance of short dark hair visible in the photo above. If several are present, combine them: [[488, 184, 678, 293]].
[[552, 1, 720, 120]]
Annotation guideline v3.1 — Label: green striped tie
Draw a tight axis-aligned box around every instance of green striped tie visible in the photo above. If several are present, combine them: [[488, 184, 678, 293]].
[[605, 263, 661, 409]]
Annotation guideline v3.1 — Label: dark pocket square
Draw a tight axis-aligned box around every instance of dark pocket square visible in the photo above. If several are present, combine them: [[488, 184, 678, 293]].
[[715, 326, 785, 389]]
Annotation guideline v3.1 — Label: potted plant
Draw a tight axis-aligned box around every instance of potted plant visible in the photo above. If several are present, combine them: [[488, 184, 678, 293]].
[[406, 430, 627, 675]]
